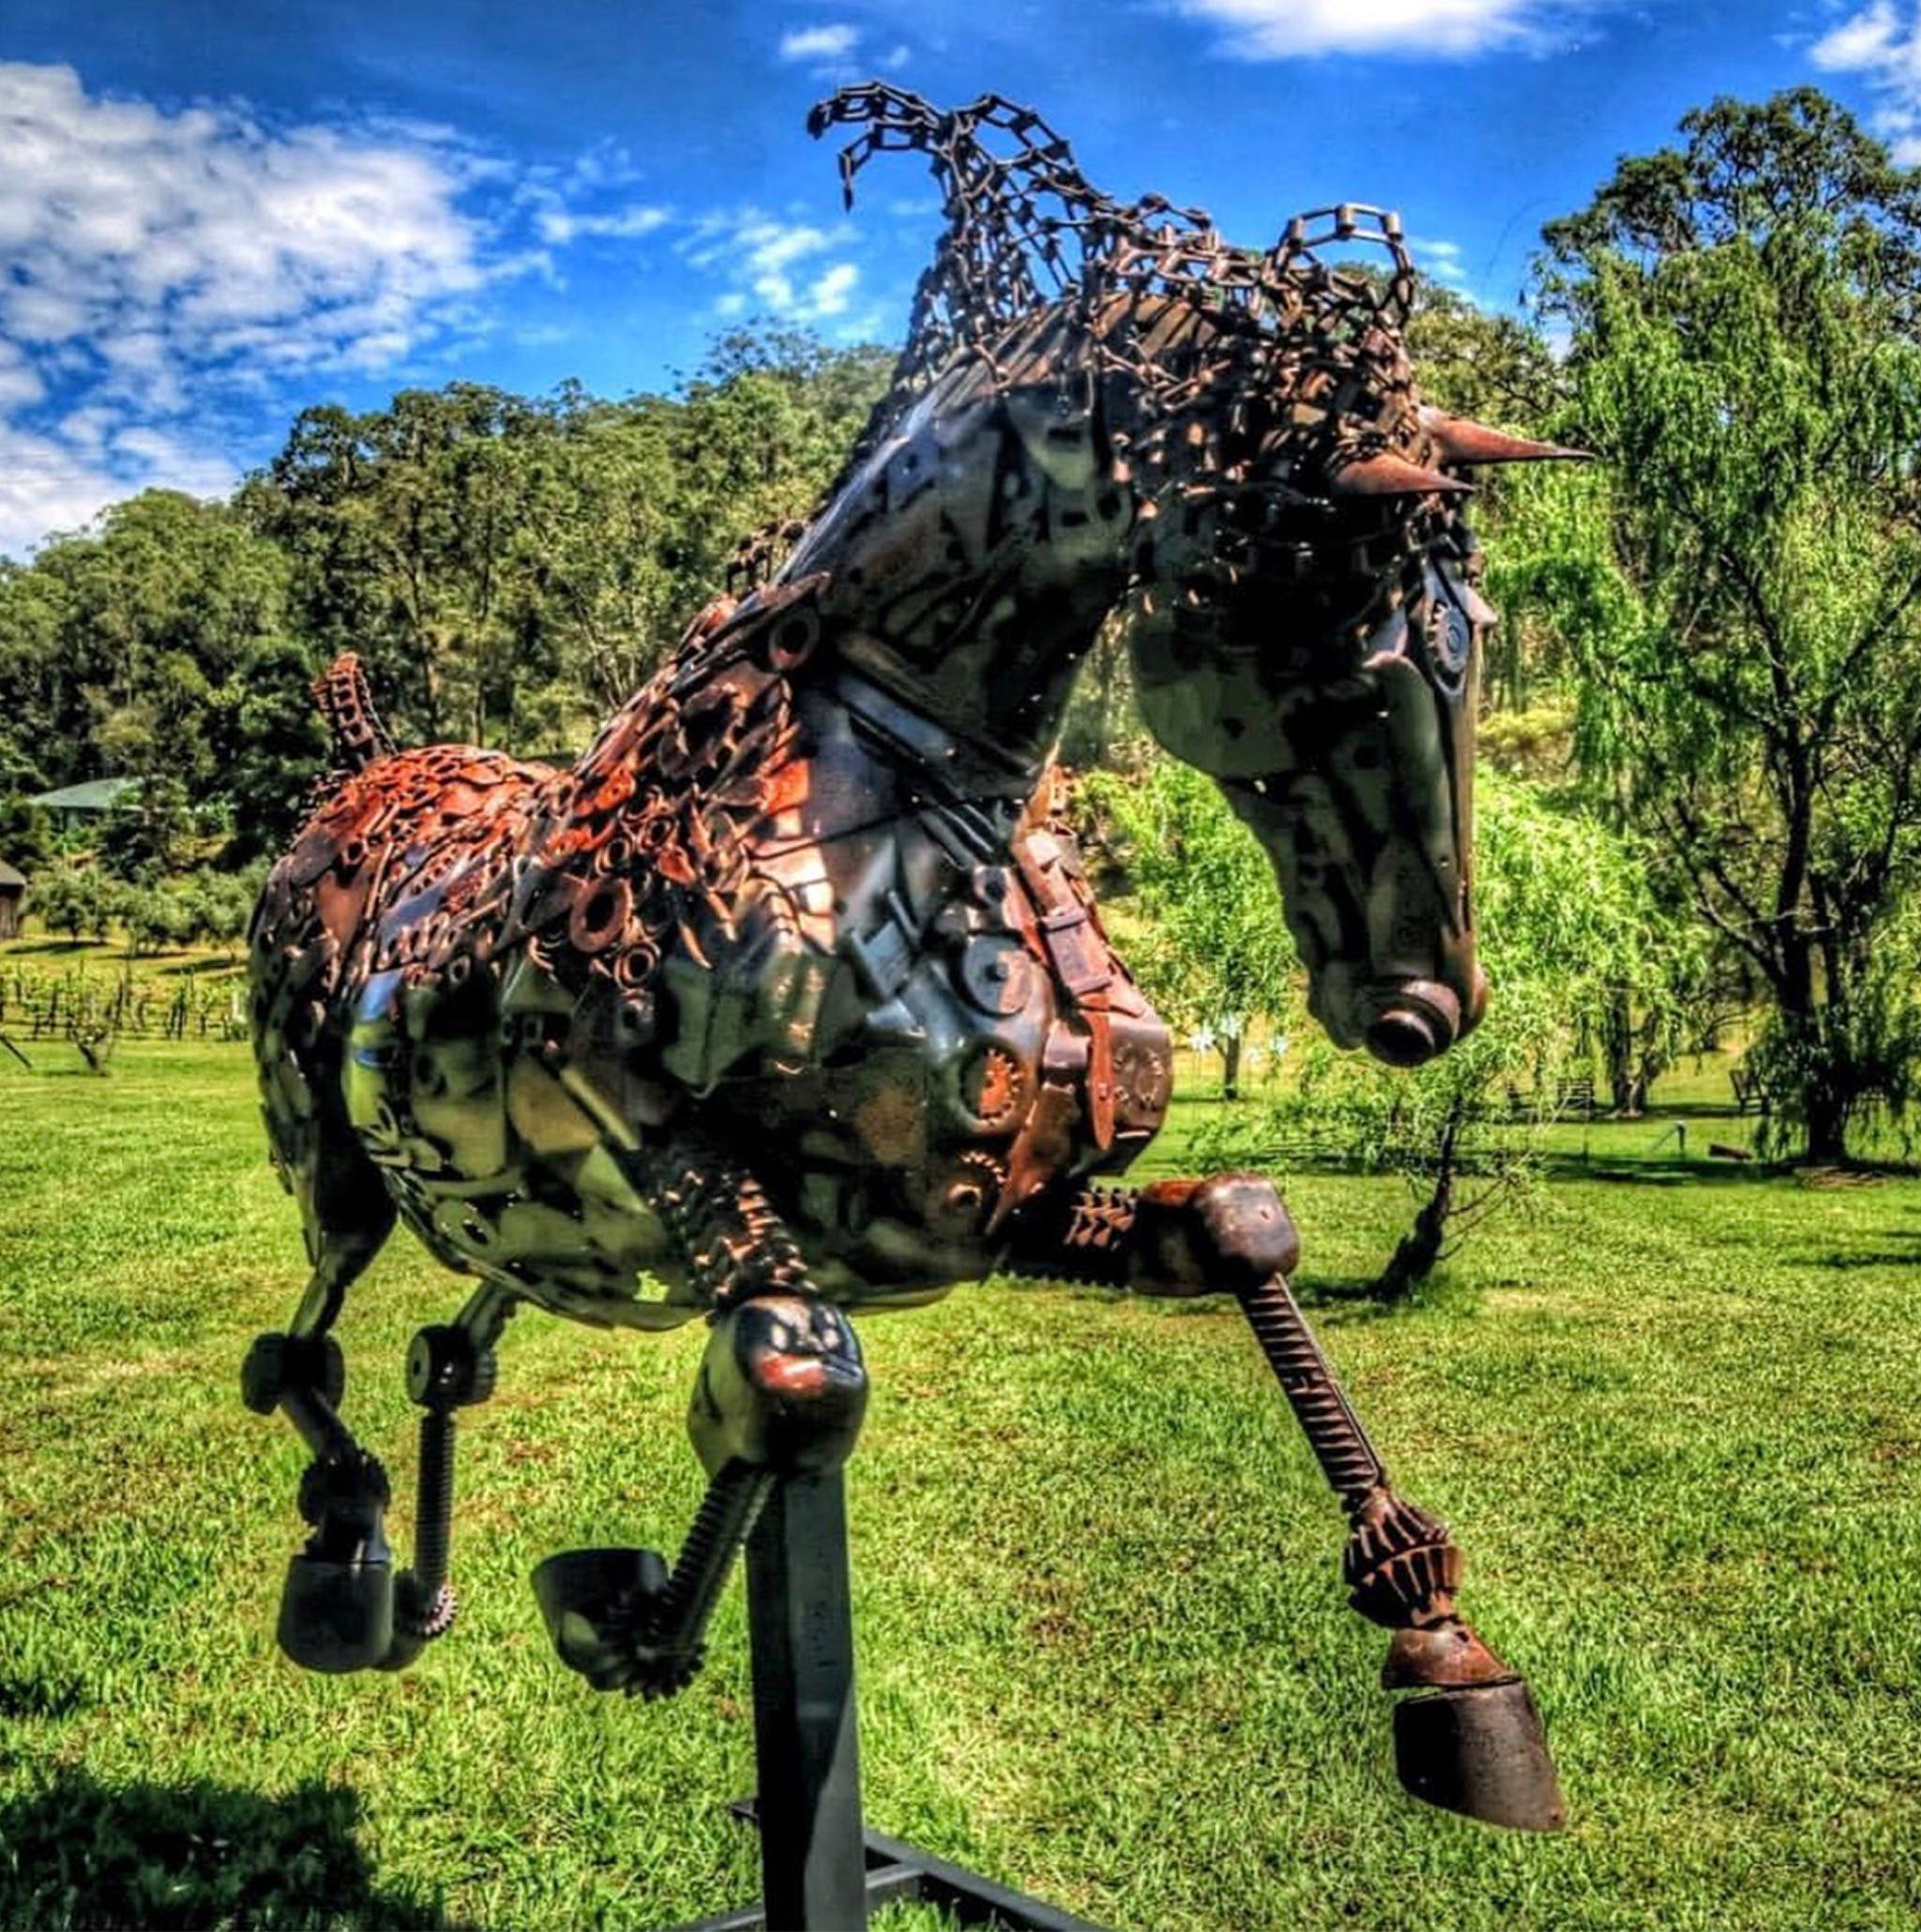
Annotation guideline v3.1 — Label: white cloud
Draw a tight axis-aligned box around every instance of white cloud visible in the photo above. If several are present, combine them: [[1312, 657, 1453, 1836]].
[[0, 346, 47, 415], [1414, 236, 1472, 288], [806, 263, 860, 316], [0, 417, 237, 559], [537, 203, 671, 245], [1812, 3, 1921, 163], [682, 209, 861, 322], [0, 62, 864, 557], [1172, 0, 1626, 59], [0, 66, 484, 367], [779, 23, 861, 61], [0, 61, 513, 554], [749, 221, 833, 273]]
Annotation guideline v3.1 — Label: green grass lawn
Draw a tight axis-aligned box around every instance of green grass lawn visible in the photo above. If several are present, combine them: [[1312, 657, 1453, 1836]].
[[4, 1040, 1921, 1930]]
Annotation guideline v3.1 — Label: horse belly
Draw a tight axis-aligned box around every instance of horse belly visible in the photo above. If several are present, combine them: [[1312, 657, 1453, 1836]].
[[342, 954, 695, 1332]]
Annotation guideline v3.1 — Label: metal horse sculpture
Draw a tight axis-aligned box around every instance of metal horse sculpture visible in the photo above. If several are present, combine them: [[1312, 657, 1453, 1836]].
[[244, 87, 1578, 1831]]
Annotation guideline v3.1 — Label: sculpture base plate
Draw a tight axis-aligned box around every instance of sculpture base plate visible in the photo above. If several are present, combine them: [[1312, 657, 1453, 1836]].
[[659, 1801, 1114, 1932]]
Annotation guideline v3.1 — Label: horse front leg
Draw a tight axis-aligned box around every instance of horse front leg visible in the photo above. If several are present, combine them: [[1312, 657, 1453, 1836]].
[[1012, 1175, 1566, 1832], [533, 1133, 867, 1699], [244, 1271, 509, 1676]]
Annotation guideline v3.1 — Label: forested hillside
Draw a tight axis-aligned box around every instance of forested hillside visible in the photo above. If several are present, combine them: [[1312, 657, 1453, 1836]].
[[0, 328, 892, 869]]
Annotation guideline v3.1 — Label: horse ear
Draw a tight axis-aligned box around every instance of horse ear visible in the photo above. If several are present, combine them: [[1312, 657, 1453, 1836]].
[[1327, 451, 1473, 499], [1418, 408, 1592, 466]]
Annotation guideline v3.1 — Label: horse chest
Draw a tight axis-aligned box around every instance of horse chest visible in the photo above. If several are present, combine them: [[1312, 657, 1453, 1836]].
[[688, 810, 1176, 1298]]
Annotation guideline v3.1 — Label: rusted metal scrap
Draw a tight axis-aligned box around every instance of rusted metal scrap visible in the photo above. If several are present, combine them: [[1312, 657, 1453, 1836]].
[[241, 84, 1575, 1833]]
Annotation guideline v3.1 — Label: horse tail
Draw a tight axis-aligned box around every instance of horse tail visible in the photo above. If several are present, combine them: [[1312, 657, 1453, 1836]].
[[311, 652, 397, 774]]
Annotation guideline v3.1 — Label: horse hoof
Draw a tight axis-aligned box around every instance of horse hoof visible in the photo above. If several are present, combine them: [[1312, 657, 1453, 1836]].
[[531, 1547, 673, 1691], [277, 1553, 394, 1673], [1392, 1677, 1566, 1831]]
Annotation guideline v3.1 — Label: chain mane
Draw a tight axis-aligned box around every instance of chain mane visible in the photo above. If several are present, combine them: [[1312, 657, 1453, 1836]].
[[733, 84, 1432, 591]]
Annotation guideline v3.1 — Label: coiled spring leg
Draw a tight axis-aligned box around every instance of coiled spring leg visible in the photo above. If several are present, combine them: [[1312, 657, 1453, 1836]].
[[1012, 1172, 1566, 1830]]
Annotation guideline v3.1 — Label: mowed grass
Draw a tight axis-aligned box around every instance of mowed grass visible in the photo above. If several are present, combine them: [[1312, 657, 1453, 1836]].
[[3, 1043, 1921, 1930]]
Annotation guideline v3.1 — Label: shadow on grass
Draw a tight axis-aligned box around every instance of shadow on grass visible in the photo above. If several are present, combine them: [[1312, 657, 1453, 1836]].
[[1533, 1153, 1781, 1185], [0, 1770, 464, 1930], [0, 1672, 84, 1719], [1800, 1224, 1921, 1269]]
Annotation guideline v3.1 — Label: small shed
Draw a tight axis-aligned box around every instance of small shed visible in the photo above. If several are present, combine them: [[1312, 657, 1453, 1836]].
[[28, 777, 141, 834], [0, 859, 23, 941]]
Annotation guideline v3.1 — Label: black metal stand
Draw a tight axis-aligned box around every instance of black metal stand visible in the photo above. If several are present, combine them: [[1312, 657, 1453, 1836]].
[[664, 1469, 1113, 1932]]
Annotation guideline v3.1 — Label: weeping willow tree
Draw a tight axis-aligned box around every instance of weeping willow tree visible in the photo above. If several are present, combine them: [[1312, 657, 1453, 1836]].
[[1192, 766, 1694, 1294], [1079, 756, 1296, 1098], [1520, 90, 1921, 1162]]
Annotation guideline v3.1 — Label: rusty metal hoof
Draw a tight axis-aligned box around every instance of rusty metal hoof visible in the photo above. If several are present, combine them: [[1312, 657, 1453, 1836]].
[[1392, 1678, 1566, 1831], [532, 1547, 706, 1698]]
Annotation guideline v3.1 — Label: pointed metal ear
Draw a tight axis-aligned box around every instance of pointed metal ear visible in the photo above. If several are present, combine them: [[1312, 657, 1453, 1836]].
[[1419, 408, 1592, 466], [1328, 451, 1474, 498]]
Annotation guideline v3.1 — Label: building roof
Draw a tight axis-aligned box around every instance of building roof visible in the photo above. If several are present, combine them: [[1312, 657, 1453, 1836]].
[[27, 777, 141, 813], [0, 858, 23, 891]]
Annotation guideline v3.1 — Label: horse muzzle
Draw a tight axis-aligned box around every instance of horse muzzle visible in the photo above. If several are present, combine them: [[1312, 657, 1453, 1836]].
[[1357, 968, 1488, 1070]]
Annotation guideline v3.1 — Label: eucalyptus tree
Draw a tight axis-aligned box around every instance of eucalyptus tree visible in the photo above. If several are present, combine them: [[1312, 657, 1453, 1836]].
[[1528, 89, 1921, 1161], [0, 491, 301, 868], [241, 335, 890, 750]]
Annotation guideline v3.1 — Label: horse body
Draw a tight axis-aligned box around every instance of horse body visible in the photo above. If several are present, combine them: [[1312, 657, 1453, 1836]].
[[252, 344, 1172, 1332]]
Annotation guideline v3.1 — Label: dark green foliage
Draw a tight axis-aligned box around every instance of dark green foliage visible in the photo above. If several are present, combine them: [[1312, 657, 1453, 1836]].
[[1079, 757, 1295, 1096], [0, 491, 297, 873], [234, 333, 888, 752], [0, 794, 50, 871], [0, 330, 888, 872]]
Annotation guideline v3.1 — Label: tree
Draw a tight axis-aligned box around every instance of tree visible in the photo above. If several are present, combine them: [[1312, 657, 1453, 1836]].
[[181, 867, 261, 960], [239, 331, 890, 751], [1079, 754, 1296, 1096], [32, 863, 119, 944], [0, 491, 309, 860], [1529, 89, 1921, 1162], [1199, 768, 1692, 1293], [123, 883, 188, 957]]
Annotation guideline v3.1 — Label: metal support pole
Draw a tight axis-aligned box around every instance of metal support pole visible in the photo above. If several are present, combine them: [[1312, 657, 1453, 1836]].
[[664, 1469, 1113, 1932], [743, 1470, 869, 1932]]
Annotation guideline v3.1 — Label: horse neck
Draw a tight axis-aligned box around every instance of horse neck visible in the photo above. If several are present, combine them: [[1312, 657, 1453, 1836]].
[[780, 365, 1133, 779]]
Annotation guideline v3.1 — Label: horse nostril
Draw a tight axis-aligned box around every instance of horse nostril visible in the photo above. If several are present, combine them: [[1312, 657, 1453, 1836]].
[[1362, 980, 1462, 1068], [1367, 1007, 1443, 1068]]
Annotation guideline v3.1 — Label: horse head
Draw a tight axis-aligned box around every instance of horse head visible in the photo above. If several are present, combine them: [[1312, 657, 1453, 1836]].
[[808, 89, 1584, 1069], [1118, 325, 1586, 1068]]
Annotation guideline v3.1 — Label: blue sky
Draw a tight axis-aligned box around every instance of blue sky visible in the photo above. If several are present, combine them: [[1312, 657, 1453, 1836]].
[[1, 0, 1917, 553]]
